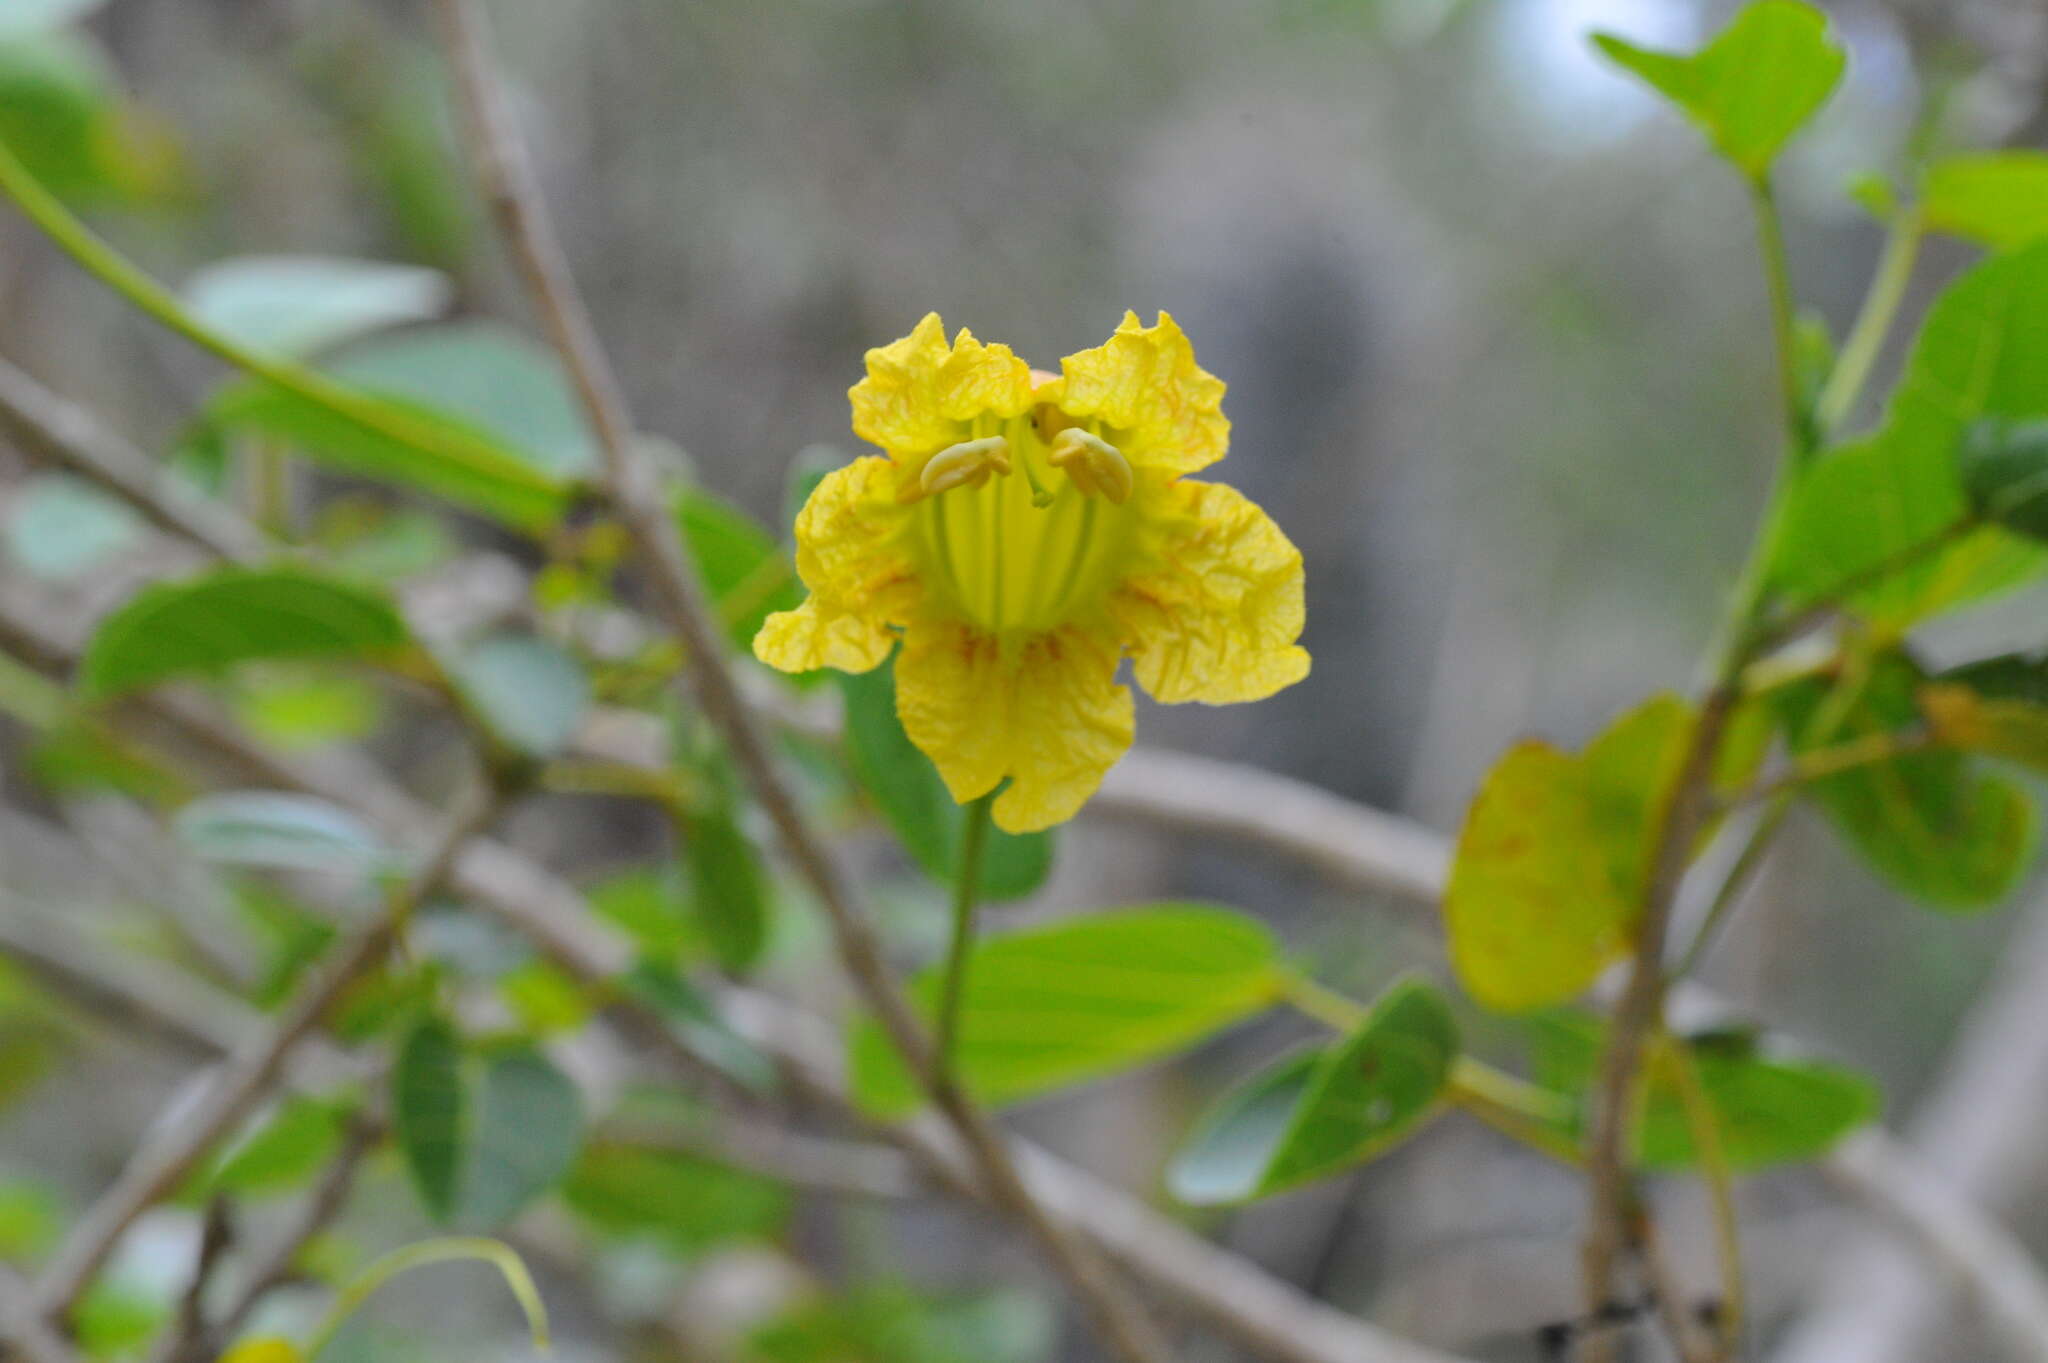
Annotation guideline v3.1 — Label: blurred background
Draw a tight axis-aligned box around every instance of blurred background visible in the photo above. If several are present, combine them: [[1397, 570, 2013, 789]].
[[7, 0, 2048, 1360]]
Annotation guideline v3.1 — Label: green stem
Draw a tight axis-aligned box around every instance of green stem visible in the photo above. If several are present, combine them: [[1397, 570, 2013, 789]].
[[933, 792, 994, 1077], [1281, 973, 1369, 1031], [1816, 210, 1923, 438], [1673, 796, 1791, 980], [1751, 178, 1811, 468], [0, 136, 558, 512], [304, 1236, 550, 1360], [1661, 1034, 1745, 1350]]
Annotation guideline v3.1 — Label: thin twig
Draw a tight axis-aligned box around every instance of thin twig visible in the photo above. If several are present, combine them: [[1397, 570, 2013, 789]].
[[426, 6, 1173, 1360], [27, 782, 502, 1326]]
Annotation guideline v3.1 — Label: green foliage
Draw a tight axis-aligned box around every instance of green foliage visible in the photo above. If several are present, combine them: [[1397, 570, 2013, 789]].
[[851, 905, 1283, 1116], [1921, 152, 2048, 252], [1778, 653, 2036, 909], [0, 29, 176, 206], [199, 378, 572, 531], [0, 1178, 61, 1262], [231, 671, 384, 752], [450, 632, 591, 759], [460, 1048, 585, 1229], [677, 487, 804, 652], [1528, 1013, 1879, 1170], [682, 806, 771, 973], [1772, 243, 2048, 630], [748, 1284, 1052, 1363], [174, 791, 394, 878], [1168, 977, 1458, 1203], [78, 566, 410, 699], [1446, 696, 1693, 1012], [3, 474, 141, 580], [204, 1095, 351, 1198], [181, 256, 451, 359], [1922, 656, 2048, 775], [560, 1143, 790, 1255], [393, 1014, 465, 1224], [1592, 1, 1844, 179], [1960, 418, 2048, 542], [839, 650, 1054, 902]]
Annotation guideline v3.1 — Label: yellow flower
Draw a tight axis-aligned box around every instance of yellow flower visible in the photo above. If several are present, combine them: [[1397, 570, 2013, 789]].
[[756, 311, 1309, 833]]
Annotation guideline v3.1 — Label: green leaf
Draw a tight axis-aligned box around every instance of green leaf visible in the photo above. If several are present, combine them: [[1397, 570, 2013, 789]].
[[749, 1284, 1053, 1363], [1593, 0, 1844, 177], [330, 322, 594, 479], [218, 1340, 308, 1363], [1778, 652, 2036, 909], [586, 866, 699, 960], [232, 671, 383, 752], [838, 651, 1055, 902], [182, 256, 451, 359], [0, 1178, 61, 1262], [78, 565, 410, 699], [451, 633, 590, 759], [207, 1096, 349, 1197], [1168, 977, 1459, 1204], [560, 1143, 790, 1255], [676, 488, 803, 652], [683, 808, 770, 974], [459, 1048, 583, 1229], [1961, 418, 2048, 541], [1772, 244, 2048, 629], [393, 1014, 466, 1223], [174, 792, 393, 877], [849, 904, 1284, 1117], [1446, 696, 1692, 1013], [619, 961, 777, 1094], [1922, 152, 2048, 252], [201, 378, 571, 532], [1527, 1013, 1878, 1170], [4, 473, 142, 580], [0, 31, 176, 205]]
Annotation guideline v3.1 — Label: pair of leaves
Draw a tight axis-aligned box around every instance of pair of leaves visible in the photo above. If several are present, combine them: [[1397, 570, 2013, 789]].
[[1595, 1, 1843, 180], [393, 1016, 585, 1229], [1770, 243, 2048, 630], [1778, 652, 2036, 909], [1167, 977, 1459, 1204], [848, 905, 1284, 1117], [1525, 1012, 1877, 1171], [1445, 695, 1704, 1013], [839, 650, 1053, 902]]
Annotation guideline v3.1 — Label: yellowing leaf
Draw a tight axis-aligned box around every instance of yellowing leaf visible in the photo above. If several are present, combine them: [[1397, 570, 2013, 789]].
[[1447, 696, 1695, 1013], [217, 1339, 305, 1363]]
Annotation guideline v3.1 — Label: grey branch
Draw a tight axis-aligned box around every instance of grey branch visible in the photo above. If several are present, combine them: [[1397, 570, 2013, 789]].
[[25, 783, 500, 1325]]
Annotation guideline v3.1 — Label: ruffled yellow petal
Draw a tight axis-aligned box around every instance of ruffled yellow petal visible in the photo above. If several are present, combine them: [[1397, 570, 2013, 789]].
[[1048, 311, 1229, 476], [1111, 478, 1309, 704], [894, 620, 1135, 833], [849, 313, 1035, 458], [753, 456, 917, 674]]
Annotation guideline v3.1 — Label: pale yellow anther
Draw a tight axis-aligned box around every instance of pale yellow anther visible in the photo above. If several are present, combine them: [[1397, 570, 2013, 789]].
[[1047, 428, 1134, 504], [915, 435, 1011, 500]]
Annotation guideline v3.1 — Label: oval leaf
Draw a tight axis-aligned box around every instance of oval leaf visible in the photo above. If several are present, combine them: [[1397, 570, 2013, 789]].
[[459, 1048, 583, 1229], [394, 1015, 466, 1223], [685, 809, 770, 974], [182, 255, 451, 359], [452, 633, 590, 759], [1169, 977, 1459, 1204], [1923, 152, 2048, 253], [4, 473, 142, 580], [1778, 652, 2036, 909], [849, 904, 1284, 1117], [1593, 1, 1845, 178], [79, 566, 409, 699], [174, 791, 392, 877]]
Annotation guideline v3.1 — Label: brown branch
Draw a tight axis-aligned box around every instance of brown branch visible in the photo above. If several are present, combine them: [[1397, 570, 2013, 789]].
[[424, 6, 1174, 1361]]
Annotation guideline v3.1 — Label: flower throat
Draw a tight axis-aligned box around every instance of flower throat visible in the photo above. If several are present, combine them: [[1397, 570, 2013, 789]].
[[912, 408, 1137, 636]]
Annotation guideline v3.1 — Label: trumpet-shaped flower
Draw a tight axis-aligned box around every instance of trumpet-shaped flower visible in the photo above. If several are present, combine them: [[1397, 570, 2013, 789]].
[[755, 311, 1309, 833]]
